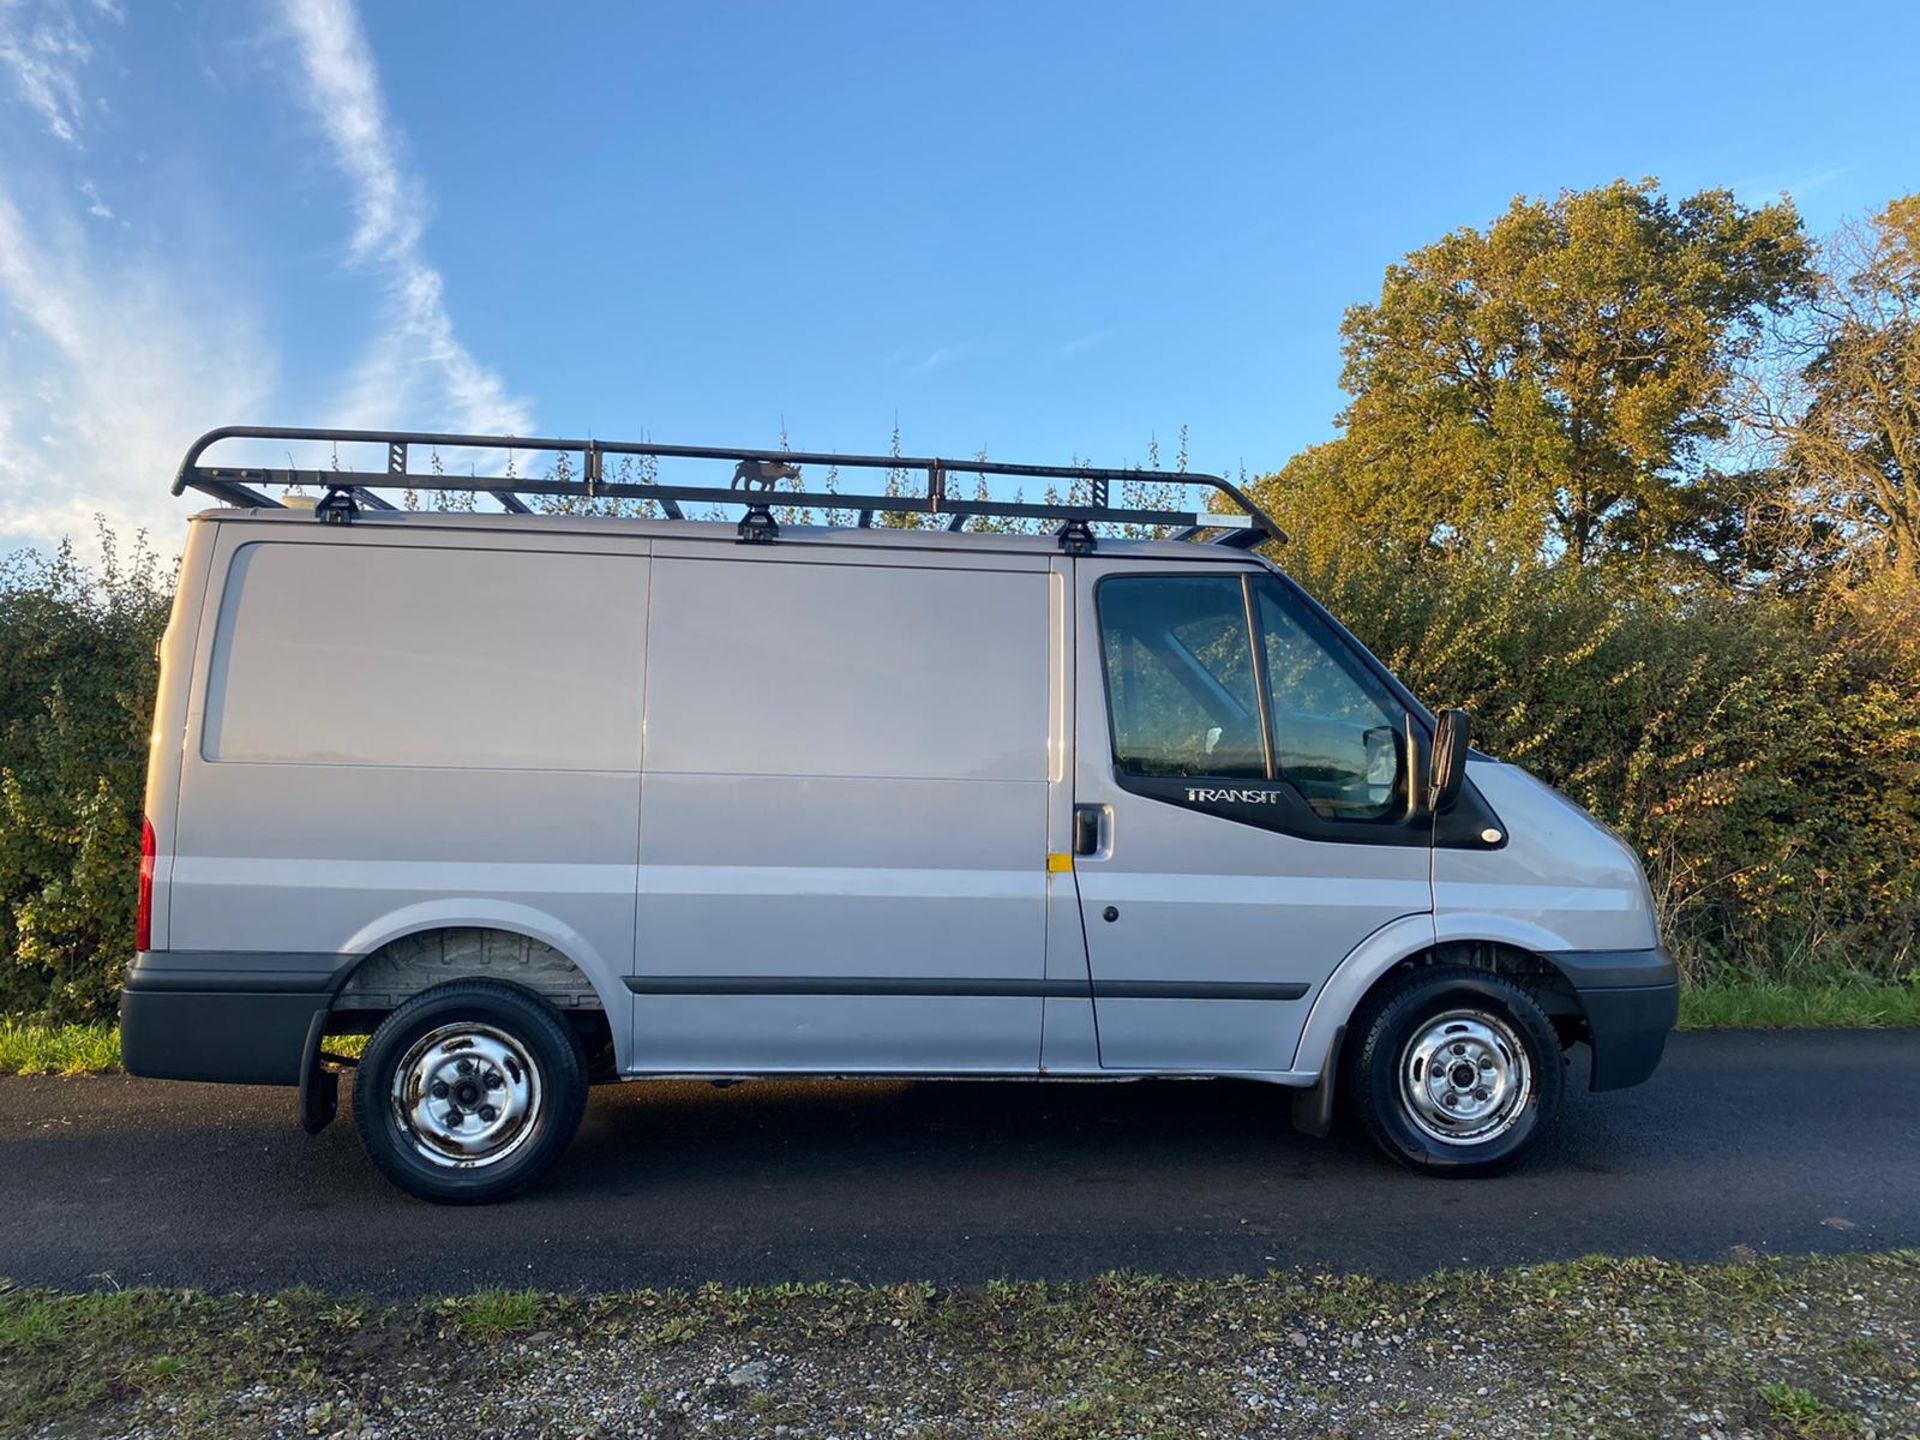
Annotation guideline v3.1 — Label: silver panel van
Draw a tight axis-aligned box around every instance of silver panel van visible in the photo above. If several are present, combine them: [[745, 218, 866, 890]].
[[122, 426, 1678, 1202]]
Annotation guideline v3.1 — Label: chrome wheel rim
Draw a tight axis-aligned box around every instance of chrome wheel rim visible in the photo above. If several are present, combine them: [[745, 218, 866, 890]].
[[390, 1023, 542, 1169], [1398, 1009, 1531, 1147]]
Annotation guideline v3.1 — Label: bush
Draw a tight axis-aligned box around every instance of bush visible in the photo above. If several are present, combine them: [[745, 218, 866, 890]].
[[0, 527, 172, 1021], [1282, 544, 1920, 984]]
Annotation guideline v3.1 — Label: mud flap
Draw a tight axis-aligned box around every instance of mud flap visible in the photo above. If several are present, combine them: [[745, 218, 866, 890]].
[[1290, 1024, 1345, 1138], [297, 1008, 339, 1135]]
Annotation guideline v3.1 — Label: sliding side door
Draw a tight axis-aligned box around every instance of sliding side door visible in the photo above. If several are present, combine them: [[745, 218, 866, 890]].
[[629, 543, 1057, 1073]]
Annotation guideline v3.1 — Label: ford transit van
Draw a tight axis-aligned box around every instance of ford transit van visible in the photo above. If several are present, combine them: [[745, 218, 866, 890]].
[[122, 426, 1677, 1202]]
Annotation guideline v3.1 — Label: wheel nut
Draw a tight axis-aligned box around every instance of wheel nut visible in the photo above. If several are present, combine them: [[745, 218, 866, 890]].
[[1451, 1044, 1466, 1057], [484, 1072, 503, 1091], [479, 1105, 498, 1123], [430, 1080, 450, 1099], [457, 1058, 475, 1075], [1474, 1088, 1490, 1102], [444, 1109, 463, 1127]]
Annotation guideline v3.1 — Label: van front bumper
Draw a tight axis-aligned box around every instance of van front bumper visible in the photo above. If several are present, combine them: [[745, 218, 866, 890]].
[[119, 951, 352, 1085], [1545, 947, 1680, 1091]]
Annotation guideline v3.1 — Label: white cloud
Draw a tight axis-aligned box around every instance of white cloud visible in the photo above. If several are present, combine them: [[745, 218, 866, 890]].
[[0, 187, 277, 558], [0, 0, 97, 146], [281, 0, 531, 437], [0, 0, 530, 561]]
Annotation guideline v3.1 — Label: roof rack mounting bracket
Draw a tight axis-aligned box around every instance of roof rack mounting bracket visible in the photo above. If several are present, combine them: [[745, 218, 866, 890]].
[[737, 505, 779, 545], [1055, 519, 1097, 556], [314, 487, 359, 525]]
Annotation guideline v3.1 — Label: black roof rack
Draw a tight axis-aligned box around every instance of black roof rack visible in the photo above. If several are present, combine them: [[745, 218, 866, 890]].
[[172, 425, 1283, 552]]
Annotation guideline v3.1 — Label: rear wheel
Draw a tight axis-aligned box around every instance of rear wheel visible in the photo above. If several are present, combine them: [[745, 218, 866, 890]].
[[353, 979, 587, 1203], [1346, 966, 1562, 1176]]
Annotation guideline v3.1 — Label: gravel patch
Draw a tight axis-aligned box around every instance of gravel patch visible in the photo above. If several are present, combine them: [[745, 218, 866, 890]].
[[3, 1253, 1916, 1438]]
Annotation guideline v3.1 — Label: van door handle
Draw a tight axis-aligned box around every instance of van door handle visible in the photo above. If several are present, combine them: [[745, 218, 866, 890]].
[[1072, 805, 1103, 855]]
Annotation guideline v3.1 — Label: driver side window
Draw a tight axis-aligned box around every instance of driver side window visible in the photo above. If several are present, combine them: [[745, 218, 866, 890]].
[[1255, 583, 1406, 820]]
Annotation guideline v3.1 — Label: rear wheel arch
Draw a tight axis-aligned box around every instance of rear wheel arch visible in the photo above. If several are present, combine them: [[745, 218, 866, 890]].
[[326, 925, 615, 1077]]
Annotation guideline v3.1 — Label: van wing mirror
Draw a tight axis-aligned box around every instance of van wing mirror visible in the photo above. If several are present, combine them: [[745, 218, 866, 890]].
[[1428, 707, 1471, 813]]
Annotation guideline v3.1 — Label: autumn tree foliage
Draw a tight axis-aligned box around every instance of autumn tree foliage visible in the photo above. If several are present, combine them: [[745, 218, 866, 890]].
[[1273, 180, 1814, 576]]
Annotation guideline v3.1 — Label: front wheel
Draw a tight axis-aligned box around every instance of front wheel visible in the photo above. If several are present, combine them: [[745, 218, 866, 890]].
[[1346, 966, 1563, 1176], [353, 979, 587, 1203]]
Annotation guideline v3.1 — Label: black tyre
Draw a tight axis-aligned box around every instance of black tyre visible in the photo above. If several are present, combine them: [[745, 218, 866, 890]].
[[1346, 966, 1563, 1176], [353, 979, 587, 1203]]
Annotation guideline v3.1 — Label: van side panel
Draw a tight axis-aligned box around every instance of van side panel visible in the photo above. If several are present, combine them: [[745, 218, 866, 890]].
[[133, 528, 647, 1081], [630, 551, 1053, 1072]]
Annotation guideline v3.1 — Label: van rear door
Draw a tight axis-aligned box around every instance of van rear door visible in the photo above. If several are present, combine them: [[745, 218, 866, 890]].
[[1070, 561, 1433, 1074]]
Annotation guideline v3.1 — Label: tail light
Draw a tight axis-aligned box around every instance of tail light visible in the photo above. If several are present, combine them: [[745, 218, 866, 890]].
[[137, 816, 155, 953]]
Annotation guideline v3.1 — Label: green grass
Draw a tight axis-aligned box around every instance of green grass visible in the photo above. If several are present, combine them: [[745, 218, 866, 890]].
[[450, 1288, 545, 1338], [1760, 1381, 1865, 1437], [0, 1016, 121, 1075], [1678, 980, 1920, 1031], [0, 979, 1915, 1077]]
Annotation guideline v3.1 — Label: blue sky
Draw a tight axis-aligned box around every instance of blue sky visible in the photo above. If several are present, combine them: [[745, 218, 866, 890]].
[[1, 0, 1915, 555]]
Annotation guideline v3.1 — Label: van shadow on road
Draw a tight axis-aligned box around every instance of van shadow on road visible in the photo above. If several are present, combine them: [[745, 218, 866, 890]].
[[3, 1030, 1918, 1296]]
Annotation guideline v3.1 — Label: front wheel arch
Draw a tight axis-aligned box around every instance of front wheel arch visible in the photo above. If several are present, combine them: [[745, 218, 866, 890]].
[[1304, 940, 1583, 1081], [1297, 940, 1580, 1139]]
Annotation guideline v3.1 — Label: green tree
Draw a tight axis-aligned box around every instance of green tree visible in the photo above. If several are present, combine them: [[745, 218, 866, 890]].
[[1266, 180, 1814, 574]]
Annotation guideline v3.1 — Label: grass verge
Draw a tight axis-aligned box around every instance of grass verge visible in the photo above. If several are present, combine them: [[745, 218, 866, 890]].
[[1, 1254, 1916, 1438], [1678, 980, 1920, 1031]]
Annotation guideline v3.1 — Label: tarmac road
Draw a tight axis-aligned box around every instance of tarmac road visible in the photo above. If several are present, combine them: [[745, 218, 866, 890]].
[[3, 1030, 1916, 1296]]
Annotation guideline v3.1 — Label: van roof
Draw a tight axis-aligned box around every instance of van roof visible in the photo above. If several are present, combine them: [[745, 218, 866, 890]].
[[173, 425, 1283, 557], [192, 504, 1272, 565]]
